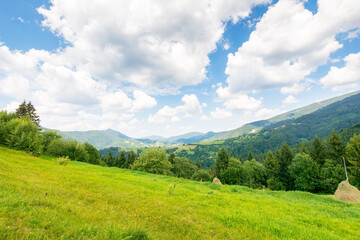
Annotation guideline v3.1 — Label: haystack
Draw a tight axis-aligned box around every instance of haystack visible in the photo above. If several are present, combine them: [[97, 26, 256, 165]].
[[334, 181, 360, 203], [212, 177, 222, 185]]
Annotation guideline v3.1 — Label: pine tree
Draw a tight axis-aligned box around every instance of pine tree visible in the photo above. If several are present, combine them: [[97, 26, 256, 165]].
[[300, 143, 309, 154], [247, 151, 254, 161], [126, 151, 137, 168], [215, 147, 229, 176], [15, 100, 40, 126], [168, 152, 175, 164], [264, 151, 279, 181], [106, 152, 113, 166], [119, 151, 126, 168], [310, 136, 327, 165], [328, 130, 345, 164], [278, 142, 294, 190]]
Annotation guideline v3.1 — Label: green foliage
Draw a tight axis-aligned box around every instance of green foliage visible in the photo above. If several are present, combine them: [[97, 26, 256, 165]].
[[119, 151, 126, 168], [220, 157, 243, 185], [46, 139, 89, 162], [0, 110, 17, 145], [289, 153, 319, 192], [126, 151, 137, 168], [310, 136, 327, 165], [15, 100, 40, 126], [328, 130, 345, 164], [319, 159, 345, 193], [215, 147, 229, 176], [264, 151, 281, 190], [41, 130, 61, 153], [278, 142, 294, 190], [346, 134, 360, 187], [247, 151, 254, 161], [6, 118, 42, 156], [132, 148, 172, 175], [171, 157, 195, 179], [58, 156, 70, 166], [84, 142, 101, 165], [242, 159, 266, 189], [191, 169, 211, 182]]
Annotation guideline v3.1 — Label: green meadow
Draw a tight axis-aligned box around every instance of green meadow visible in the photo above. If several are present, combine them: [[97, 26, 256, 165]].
[[0, 147, 359, 240]]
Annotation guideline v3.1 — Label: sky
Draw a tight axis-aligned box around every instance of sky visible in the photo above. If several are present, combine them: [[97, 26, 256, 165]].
[[0, 0, 359, 138]]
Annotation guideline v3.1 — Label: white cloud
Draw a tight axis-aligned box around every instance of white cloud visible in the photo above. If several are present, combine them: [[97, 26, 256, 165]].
[[320, 52, 360, 91], [148, 94, 205, 123], [216, 86, 262, 111], [223, 43, 230, 50], [201, 115, 209, 121], [18, 17, 24, 23], [346, 28, 360, 39], [254, 108, 284, 119], [282, 95, 299, 105], [37, 0, 268, 90], [211, 107, 233, 119], [280, 83, 307, 95], [224, 0, 360, 94], [132, 90, 157, 112]]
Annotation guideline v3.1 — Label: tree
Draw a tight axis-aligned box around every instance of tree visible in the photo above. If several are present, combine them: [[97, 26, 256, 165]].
[[242, 159, 266, 189], [41, 130, 61, 153], [319, 159, 345, 193], [278, 142, 294, 190], [192, 169, 211, 182], [6, 118, 42, 155], [328, 130, 345, 164], [195, 158, 201, 170], [289, 153, 319, 192], [106, 152, 114, 166], [171, 157, 195, 179], [15, 101, 40, 126], [215, 147, 229, 177], [132, 148, 172, 175], [0, 110, 17, 145], [84, 142, 101, 165], [119, 151, 126, 168], [300, 143, 309, 154], [247, 151, 254, 161], [220, 157, 243, 185], [126, 151, 137, 168], [310, 136, 327, 165], [345, 134, 360, 187], [264, 151, 281, 190]]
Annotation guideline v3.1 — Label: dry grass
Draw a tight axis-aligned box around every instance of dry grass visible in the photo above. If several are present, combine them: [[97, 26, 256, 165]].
[[335, 181, 360, 203]]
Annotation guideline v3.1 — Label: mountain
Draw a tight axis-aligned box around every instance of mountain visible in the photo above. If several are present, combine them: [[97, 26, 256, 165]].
[[59, 129, 162, 149], [202, 90, 360, 142]]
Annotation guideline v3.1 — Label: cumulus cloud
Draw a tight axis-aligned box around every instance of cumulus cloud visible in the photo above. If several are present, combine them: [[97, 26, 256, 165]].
[[320, 52, 360, 91], [148, 94, 204, 123], [280, 83, 307, 95], [37, 0, 268, 89], [282, 95, 299, 105], [224, 0, 360, 94], [132, 90, 157, 112], [211, 107, 233, 119]]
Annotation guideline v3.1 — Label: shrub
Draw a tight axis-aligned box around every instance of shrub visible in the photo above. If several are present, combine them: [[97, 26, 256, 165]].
[[58, 156, 70, 166], [132, 148, 172, 175]]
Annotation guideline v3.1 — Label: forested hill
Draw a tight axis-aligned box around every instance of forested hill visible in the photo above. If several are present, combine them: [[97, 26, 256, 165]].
[[202, 90, 360, 142], [224, 92, 360, 157]]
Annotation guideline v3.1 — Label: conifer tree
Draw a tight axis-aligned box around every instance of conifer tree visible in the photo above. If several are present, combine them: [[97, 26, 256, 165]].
[[195, 158, 201, 170], [310, 136, 327, 165], [15, 100, 40, 126], [279, 142, 294, 190], [300, 143, 309, 154], [328, 130, 345, 163], [119, 151, 126, 168], [264, 151, 279, 181], [215, 147, 229, 176], [247, 151, 254, 161]]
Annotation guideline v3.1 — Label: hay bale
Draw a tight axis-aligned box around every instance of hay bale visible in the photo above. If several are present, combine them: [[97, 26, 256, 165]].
[[334, 181, 360, 203], [212, 177, 222, 185]]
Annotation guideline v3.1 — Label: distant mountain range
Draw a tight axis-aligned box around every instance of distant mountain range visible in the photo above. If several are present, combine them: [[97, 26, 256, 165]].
[[54, 90, 360, 149]]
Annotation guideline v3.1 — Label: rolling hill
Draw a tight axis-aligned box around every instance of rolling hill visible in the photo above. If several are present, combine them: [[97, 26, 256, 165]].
[[1, 147, 359, 239], [202, 90, 360, 142]]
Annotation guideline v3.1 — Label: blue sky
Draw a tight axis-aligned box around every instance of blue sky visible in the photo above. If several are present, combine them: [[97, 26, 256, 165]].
[[0, 0, 359, 137]]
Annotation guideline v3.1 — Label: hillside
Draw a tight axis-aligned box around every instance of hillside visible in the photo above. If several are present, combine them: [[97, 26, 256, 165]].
[[1, 147, 359, 239], [59, 129, 163, 149], [203, 90, 360, 142]]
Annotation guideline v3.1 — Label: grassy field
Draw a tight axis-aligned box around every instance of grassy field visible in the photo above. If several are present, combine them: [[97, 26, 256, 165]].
[[0, 147, 359, 239]]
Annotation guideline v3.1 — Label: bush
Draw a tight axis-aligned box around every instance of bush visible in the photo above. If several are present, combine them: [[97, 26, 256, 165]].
[[6, 118, 42, 156], [132, 148, 172, 175], [58, 156, 70, 166], [192, 169, 211, 182]]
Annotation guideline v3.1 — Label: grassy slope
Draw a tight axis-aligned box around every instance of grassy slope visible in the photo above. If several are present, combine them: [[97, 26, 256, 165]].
[[1, 147, 359, 240]]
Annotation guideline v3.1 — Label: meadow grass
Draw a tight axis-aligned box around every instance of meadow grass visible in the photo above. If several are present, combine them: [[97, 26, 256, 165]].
[[0, 147, 359, 239]]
